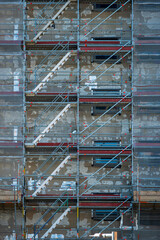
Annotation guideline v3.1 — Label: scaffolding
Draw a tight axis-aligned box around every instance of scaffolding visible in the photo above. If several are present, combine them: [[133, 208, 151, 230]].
[[0, 1, 25, 239], [133, 0, 160, 200], [0, 0, 160, 239], [24, 1, 133, 239]]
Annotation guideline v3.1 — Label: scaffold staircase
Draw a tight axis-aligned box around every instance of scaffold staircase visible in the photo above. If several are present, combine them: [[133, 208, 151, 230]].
[[33, 0, 71, 41], [33, 194, 70, 239], [32, 51, 73, 93], [33, 85, 71, 131], [34, 142, 69, 174], [32, 155, 71, 196], [32, 43, 69, 77], [41, 207, 71, 239], [32, 103, 71, 145]]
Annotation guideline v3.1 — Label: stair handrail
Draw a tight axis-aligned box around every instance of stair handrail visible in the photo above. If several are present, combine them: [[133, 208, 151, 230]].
[[37, 0, 64, 20], [90, 206, 132, 240], [34, 86, 69, 133], [42, 0, 65, 22], [34, 191, 69, 237], [34, 43, 69, 78], [35, 200, 68, 235], [80, 92, 131, 134], [34, 97, 69, 134], [80, 40, 131, 84], [79, 146, 131, 187], [80, 0, 118, 30], [33, 43, 64, 73], [42, 149, 69, 177], [80, 196, 132, 239], [80, 154, 131, 196], [81, 0, 130, 40], [34, 0, 65, 32], [34, 142, 68, 175], [81, 101, 131, 144]]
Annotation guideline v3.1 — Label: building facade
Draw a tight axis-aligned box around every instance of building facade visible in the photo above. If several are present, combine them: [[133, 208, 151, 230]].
[[0, 0, 160, 239]]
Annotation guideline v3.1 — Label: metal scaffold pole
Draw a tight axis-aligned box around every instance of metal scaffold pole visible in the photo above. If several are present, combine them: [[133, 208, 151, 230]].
[[23, 1, 27, 238], [77, 0, 80, 238]]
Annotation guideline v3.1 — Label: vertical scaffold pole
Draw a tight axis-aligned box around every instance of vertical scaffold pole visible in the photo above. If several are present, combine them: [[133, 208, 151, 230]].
[[77, 0, 80, 238], [22, 0, 27, 238]]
